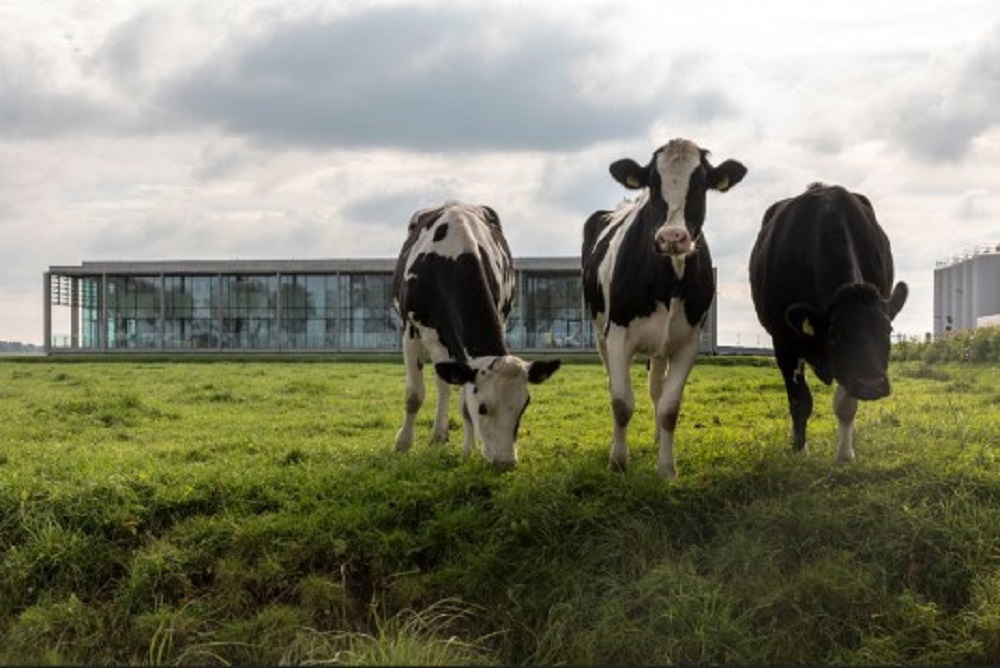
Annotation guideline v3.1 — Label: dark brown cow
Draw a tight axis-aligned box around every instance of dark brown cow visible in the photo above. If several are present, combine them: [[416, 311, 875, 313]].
[[749, 183, 908, 461]]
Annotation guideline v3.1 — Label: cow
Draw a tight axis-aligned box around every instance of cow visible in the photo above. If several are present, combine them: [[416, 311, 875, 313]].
[[391, 201, 561, 470], [749, 183, 909, 462], [582, 138, 747, 478]]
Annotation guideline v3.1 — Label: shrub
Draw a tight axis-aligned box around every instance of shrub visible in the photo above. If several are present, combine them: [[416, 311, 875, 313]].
[[892, 327, 1000, 364]]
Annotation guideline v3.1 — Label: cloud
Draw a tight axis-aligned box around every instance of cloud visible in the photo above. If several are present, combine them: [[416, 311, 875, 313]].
[[154, 4, 726, 153], [0, 50, 109, 138], [885, 26, 1000, 162], [955, 188, 992, 222], [342, 189, 441, 228]]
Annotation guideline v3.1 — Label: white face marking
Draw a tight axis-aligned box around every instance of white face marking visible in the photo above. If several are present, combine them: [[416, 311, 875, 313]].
[[463, 356, 533, 465], [654, 139, 703, 256]]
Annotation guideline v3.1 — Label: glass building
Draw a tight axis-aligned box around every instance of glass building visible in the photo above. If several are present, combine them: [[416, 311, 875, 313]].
[[45, 259, 717, 355]]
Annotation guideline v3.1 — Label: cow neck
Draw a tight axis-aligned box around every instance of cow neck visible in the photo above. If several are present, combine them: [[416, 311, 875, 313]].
[[442, 286, 508, 361]]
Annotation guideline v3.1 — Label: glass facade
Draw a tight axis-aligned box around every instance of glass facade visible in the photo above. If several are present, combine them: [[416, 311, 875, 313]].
[[164, 276, 219, 350], [278, 273, 397, 350], [44, 259, 716, 354], [507, 273, 595, 349], [223, 275, 276, 349]]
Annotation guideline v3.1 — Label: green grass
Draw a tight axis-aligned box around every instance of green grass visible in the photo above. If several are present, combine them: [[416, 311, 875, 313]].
[[0, 358, 997, 664]]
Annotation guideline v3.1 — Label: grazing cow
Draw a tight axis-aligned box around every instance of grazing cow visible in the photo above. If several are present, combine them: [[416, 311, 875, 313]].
[[582, 139, 747, 478], [392, 201, 561, 470], [749, 183, 909, 461]]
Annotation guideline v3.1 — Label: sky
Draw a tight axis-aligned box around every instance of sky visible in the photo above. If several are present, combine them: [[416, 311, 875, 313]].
[[2, 0, 998, 347]]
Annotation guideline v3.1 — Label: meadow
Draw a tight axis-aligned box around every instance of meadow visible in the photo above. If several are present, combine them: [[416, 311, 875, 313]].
[[0, 355, 997, 664]]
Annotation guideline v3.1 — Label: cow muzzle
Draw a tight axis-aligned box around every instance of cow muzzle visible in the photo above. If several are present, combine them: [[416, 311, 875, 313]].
[[655, 226, 693, 256], [848, 376, 890, 401]]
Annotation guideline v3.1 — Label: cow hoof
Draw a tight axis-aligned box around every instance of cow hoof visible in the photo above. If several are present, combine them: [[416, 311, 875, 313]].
[[394, 430, 412, 453], [430, 430, 449, 444], [657, 463, 677, 480], [836, 450, 856, 463], [608, 457, 628, 473], [491, 460, 516, 473]]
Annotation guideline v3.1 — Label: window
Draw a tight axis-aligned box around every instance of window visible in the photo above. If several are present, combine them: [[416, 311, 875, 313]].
[[80, 277, 101, 349], [164, 276, 219, 349], [222, 275, 277, 349], [106, 276, 160, 349], [280, 274, 322, 349], [520, 273, 593, 349], [282, 273, 397, 350]]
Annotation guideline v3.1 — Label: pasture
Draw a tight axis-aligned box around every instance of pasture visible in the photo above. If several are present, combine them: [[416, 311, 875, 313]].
[[0, 356, 997, 664]]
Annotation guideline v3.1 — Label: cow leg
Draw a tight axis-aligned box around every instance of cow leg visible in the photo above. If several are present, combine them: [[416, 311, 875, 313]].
[[605, 328, 634, 471], [431, 374, 451, 443], [460, 386, 476, 458], [655, 340, 697, 479], [777, 350, 812, 453], [597, 333, 610, 373], [648, 356, 667, 446], [395, 334, 424, 452], [833, 384, 858, 462]]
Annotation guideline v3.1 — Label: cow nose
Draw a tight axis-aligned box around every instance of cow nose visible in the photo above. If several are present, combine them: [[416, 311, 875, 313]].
[[655, 226, 691, 255]]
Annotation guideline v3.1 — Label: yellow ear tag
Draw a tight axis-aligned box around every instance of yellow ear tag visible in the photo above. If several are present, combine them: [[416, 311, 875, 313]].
[[626, 175, 642, 188], [716, 176, 730, 192], [802, 318, 815, 337]]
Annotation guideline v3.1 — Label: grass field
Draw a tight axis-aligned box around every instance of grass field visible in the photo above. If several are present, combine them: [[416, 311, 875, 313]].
[[0, 357, 998, 664]]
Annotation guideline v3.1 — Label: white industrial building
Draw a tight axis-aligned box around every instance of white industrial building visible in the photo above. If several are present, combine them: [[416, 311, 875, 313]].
[[933, 245, 1000, 337]]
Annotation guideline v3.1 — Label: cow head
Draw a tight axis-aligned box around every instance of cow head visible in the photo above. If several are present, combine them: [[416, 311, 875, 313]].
[[609, 138, 747, 258], [435, 356, 561, 469], [786, 281, 909, 400]]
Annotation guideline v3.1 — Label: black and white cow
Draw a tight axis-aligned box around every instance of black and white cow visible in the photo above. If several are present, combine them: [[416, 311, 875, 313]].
[[392, 201, 561, 470], [749, 183, 908, 461], [582, 139, 747, 478]]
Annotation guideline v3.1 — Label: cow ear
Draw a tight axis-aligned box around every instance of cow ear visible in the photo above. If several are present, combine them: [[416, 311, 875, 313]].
[[434, 361, 477, 386], [888, 281, 908, 320], [708, 159, 747, 192], [527, 359, 561, 384], [785, 304, 827, 339], [609, 159, 648, 190]]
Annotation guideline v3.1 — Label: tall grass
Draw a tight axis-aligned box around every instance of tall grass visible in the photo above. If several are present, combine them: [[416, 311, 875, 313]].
[[893, 326, 1000, 364], [0, 358, 997, 664]]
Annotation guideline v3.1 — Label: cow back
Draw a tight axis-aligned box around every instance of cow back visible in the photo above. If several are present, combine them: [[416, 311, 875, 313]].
[[393, 202, 514, 360], [751, 185, 894, 331]]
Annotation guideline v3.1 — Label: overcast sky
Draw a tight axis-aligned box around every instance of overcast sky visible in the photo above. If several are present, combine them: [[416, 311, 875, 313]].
[[2, 0, 998, 346]]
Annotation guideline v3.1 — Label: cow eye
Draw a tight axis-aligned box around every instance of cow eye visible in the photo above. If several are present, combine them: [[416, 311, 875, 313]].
[[478, 404, 489, 416]]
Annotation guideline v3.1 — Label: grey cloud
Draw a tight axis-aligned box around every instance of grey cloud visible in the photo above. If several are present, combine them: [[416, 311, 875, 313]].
[[93, 11, 154, 86], [891, 95, 985, 162], [0, 61, 108, 138], [342, 190, 437, 228], [156, 5, 718, 153], [888, 26, 1000, 162], [3, 4, 739, 152], [955, 189, 992, 222], [542, 160, 627, 217], [0, 15, 164, 141]]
